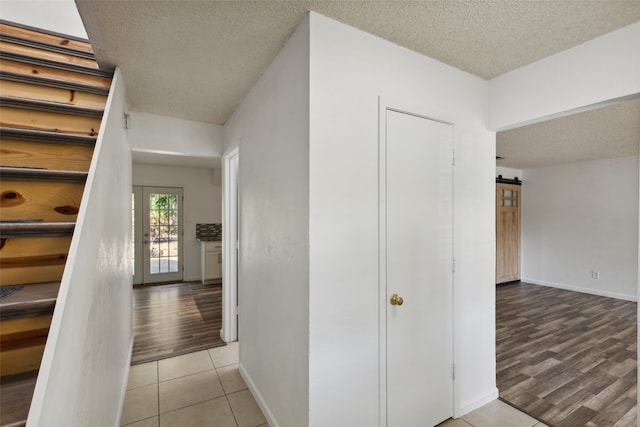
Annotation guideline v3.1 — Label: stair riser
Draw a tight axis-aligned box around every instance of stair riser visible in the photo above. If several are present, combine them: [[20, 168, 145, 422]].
[[1, 254, 68, 269], [1, 328, 49, 351], [0, 106, 102, 135], [0, 315, 51, 375], [0, 236, 72, 258], [0, 265, 64, 286], [0, 22, 93, 53], [0, 139, 94, 171], [0, 58, 112, 90], [1, 80, 108, 109], [0, 236, 71, 286], [0, 180, 85, 221], [0, 345, 47, 376], [0, 40, 97, 68]]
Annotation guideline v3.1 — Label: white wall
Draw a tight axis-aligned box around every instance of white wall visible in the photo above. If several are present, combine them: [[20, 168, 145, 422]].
[[489, 22, 640, 131], [132, 163, 221, 282], [496, 166, 522, 181], [1, 0, 88, 38], [308, 12, 496, 423], [223, 15, 310, 427], [129, 112, 223, 166], [28, 69, 132, 426], [522, 156, 639, 300]]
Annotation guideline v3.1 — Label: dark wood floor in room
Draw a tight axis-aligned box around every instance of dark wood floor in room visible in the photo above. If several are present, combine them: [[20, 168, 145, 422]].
[[131, 282, 225, 365], [497, 282, 637, 427]]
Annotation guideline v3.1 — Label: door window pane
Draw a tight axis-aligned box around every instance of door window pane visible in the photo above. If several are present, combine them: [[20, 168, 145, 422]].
[[149, 193, 179, 274]]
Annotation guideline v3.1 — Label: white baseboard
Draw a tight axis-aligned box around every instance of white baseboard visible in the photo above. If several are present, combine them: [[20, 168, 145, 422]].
[[521, 278, 637, 302], [454, 387, 499, 418], [115, 336, 134, 427], [239, 364, 277, 427]]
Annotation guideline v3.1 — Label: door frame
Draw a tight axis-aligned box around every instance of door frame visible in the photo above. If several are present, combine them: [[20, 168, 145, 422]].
[[378, 97, 457, 425], [132, 186, 143, 284], [132, 185, 184, 285], [222, 146, 239, 342]]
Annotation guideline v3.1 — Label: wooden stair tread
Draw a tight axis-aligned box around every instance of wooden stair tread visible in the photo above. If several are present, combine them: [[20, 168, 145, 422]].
[[0, 166, 88, 183], [0, 56, 112, 90], [0, 70, 110, 96], [0, 105, 102, 136], [0, 370, 37, 427], [0, 19, 93, 53], [0, 50, 113, 78], [0, 40, 97, 69], [0, 127, 97, 146], [0, 96, 104, 118], [0, 221, 75, 238], [0, 281, 59, 321], [0, 33, 96, 61]]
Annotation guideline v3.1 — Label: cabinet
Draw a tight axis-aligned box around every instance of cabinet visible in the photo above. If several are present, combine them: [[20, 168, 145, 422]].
[[201, 241, 222, 284], [496, 182, 521, 284]]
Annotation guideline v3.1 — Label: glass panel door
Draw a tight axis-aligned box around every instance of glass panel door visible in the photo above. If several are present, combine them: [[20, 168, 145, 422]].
[[132, 186, 183, 284]]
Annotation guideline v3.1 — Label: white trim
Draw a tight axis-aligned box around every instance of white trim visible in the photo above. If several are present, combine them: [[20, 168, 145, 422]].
[[239, 363, 279, 427], [222, 146, 239, 342], [521, 278, 638, 302], [377, 97, 388, 427], [454, 389, 499, 418], [115, 337, 134, 427], [132, 186, 143, 284]]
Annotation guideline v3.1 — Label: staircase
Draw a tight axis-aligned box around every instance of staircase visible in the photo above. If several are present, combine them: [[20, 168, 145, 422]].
[[0, 20, 113, 426]]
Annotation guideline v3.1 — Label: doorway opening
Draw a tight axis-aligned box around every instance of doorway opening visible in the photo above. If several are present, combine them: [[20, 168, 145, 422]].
[[494, 98, 639, 426], [222, 147, 239, 343]]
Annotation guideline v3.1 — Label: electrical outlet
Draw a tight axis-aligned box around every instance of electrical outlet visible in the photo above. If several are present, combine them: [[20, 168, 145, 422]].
[[591, 271, 600, 279]]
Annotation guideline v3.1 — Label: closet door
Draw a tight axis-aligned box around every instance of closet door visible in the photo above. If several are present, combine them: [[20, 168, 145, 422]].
[[382, 109, 453, 427], [496, 182, 521, 283]]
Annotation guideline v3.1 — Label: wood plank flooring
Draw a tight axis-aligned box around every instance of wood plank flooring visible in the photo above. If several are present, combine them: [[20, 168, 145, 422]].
[[131, 281, 225, 365], [497, 282, 637, 427]]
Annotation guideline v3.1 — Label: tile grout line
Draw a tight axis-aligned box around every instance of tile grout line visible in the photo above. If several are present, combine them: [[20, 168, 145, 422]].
[[126, 346, 249, 426], [211, 347, 242, 427]]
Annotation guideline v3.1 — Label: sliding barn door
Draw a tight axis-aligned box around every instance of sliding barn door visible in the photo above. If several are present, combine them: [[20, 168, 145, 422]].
[[496, 182, 521, 284]]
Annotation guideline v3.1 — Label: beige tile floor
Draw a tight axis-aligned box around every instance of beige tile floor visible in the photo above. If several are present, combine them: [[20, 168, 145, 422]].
[[439, 400, 549, 427], [122, 342, 547, 427], [121, 342, 267, 427]]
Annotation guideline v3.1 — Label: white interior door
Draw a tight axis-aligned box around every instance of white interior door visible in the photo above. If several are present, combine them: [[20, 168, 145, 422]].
[[132, 186, 184, 284], [382, 108, 453, 426]]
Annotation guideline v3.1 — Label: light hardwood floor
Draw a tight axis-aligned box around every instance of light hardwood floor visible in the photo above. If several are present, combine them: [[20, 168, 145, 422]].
[[497, 282, 637, 427]]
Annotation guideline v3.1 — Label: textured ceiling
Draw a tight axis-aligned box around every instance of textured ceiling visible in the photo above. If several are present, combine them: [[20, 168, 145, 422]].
[[75, 0, 640, 125], [497, 97, 640, 170]]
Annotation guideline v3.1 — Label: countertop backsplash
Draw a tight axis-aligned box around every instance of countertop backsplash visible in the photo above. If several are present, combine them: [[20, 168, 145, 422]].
[[196, 223, 222, 241]]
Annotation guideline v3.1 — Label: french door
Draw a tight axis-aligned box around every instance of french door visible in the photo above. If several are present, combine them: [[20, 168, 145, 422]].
[[132, 186, 183, 284]]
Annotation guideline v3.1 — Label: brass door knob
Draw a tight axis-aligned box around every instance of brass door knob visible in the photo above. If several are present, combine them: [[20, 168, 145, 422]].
[[390, 293, 404, 306]]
